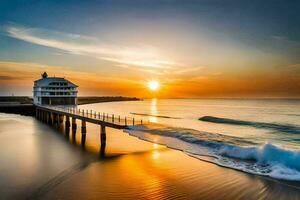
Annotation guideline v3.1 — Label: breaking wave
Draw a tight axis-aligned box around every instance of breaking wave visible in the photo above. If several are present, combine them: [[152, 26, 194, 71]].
[[199, 116, 300, 134], [125, 125, 300, 181]]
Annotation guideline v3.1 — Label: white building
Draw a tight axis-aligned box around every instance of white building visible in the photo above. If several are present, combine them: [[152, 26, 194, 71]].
[[33, 72, 78, 105]]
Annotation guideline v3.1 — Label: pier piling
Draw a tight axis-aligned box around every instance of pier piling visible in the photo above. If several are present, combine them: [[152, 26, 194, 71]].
[[59, 115, 64, 124], [65, 116, 70, 138], [81, 120, 86, 147], [72, 117, 77, 143], [72, 117, 77, 130], [100, 125, 106, 157]]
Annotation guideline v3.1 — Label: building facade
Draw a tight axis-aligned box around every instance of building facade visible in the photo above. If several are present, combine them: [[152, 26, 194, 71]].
[[33, 72, 78, 105]]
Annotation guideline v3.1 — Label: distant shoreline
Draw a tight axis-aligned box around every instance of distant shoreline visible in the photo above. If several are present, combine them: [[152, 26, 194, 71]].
[[77, 96, 141, 105], [0, 96, 141, 105], [0, 96, 141, 116]]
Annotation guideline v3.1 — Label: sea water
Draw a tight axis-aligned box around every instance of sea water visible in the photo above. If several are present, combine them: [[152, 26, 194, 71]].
[[79, 99, 300, 181]]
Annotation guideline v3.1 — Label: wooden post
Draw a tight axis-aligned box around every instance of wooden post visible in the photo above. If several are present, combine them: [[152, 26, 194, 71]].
[[42, 110, 45, 122], [100, 125, 106, 157], [65, 116, 70, 127], [56, 114, 59, 126], [112, 114, 114, 123], [72, 117, 77, 130], [46, 112, 49, 124], [59, 115, 64, 124], [133, 118, 135, 126], [65, 115, 70, 138], [51, 113, 54, 125], [45, 112, 47, 123], [81, 120, 86, 147], [52, 113, 55, 126], [49, 112, 53, 125], [125, 117, 127, 126], [37, 109, 40, 120], [41, 110, 43, 121], [72, 117, 77, 143]]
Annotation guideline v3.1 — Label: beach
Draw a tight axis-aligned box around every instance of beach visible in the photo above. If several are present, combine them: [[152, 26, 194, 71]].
[[1, 100, 300, 200]]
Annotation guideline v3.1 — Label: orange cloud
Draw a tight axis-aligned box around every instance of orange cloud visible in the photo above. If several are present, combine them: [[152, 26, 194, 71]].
[[0, 61, 299, 98]]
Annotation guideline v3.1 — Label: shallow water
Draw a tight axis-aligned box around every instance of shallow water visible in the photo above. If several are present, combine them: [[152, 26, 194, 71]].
[[1, 99, 300, 199]]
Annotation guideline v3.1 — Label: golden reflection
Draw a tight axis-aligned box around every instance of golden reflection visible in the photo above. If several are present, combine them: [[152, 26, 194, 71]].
[[118, 154, 163, 198], [149, 98, 158, 123], [152, 150, 160, 160], [153, 143, 159, 149]]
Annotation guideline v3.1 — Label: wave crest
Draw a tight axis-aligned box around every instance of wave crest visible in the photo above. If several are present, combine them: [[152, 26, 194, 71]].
[[199, 116, 300, 134], [125, 125, 300, 181]]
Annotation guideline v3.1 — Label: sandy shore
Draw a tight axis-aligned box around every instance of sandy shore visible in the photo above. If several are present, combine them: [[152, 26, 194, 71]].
[[0, 113, 300, 200]]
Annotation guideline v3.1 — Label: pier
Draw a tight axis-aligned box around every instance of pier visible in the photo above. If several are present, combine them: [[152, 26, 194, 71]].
[[35, 105, 145, 156]]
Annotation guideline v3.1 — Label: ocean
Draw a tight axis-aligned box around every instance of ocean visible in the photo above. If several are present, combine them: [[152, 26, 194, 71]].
[[79, 99, 300, 181], [1, 99, 300, 199]]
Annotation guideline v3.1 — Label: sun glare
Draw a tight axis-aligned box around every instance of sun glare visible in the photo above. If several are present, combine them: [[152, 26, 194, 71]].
[[148, 80, 160, 91]]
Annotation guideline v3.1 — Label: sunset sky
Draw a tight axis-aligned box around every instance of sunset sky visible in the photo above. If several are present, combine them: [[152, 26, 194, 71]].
[[0, 0, 299, 98]]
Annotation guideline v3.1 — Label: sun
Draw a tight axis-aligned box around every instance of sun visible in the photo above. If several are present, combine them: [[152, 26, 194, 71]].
[[148, 80, 160, 91]]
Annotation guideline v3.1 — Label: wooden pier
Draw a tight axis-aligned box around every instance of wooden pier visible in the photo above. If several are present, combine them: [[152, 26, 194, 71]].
[[35, 105, 145, 156]]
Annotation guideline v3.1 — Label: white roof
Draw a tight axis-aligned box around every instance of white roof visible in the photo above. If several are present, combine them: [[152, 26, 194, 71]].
[[34, 77, 78, 87]]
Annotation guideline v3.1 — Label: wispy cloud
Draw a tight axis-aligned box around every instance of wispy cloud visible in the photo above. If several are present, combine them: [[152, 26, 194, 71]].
[[5, 24, 177, 69], [0, 61, 148, 96], [0, 75, 14, 80]]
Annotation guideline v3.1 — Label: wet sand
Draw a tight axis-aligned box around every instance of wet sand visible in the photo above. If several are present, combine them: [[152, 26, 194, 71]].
[[0, 113, 300, 200]]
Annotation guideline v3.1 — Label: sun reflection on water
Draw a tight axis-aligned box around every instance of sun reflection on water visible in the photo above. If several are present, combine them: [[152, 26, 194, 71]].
[[149, 98, 158, 123], [152, 150, 160, 160]]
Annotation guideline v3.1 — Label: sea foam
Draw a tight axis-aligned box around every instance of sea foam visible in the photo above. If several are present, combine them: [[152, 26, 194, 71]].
[[125, 124, 300, 181]]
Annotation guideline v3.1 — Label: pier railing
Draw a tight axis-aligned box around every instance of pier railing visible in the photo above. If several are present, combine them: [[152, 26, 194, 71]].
[[41, 105, 146, 127]]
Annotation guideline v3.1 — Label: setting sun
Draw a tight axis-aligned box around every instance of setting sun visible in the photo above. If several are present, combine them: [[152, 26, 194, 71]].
[[148, 80, 160, 91]]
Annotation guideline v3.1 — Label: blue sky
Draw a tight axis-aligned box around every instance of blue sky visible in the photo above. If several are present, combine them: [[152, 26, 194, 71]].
[[0, 0, 299, 97]]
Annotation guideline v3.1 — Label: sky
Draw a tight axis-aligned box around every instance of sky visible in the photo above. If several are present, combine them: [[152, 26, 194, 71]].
[[0, 0, 300, 98]]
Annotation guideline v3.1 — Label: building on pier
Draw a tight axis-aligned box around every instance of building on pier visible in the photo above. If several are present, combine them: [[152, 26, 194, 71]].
[[33, 72, 78, 105]]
